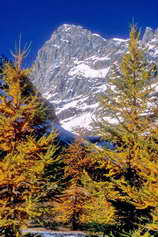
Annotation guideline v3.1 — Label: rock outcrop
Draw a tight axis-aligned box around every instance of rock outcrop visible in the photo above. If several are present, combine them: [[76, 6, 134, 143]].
[[32, 24, 158, 131]]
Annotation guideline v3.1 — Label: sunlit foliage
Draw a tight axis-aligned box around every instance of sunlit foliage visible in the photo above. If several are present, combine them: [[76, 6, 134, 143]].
[[94, 25, 158, 235], [0, 53, 58, 236], [54, 141, 117, 231]]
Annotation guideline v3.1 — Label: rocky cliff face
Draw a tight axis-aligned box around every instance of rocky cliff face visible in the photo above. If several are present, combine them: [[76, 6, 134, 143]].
[[31, 25, 158, 131]]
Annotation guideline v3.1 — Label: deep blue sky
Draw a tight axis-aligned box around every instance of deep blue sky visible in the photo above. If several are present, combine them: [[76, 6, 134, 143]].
[[1, 0, 158, 66]]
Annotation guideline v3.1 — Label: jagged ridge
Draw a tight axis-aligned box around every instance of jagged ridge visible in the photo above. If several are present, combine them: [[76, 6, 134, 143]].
[[32, 25, 158, 131]]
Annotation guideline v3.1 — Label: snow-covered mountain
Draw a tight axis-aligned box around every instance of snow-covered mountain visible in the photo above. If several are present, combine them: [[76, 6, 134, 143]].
[[31, 24, 158, 131]]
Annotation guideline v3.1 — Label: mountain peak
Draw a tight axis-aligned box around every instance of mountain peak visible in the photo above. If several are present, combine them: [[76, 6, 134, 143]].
[[56, 24, 84, 33], [32, 24, 158, 131], [50, 24, 89, 41], [142, 27, 154, 42]]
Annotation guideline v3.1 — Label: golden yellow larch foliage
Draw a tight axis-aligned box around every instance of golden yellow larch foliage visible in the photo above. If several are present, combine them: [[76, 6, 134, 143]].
[[80, 171, 117, 226], [94, 25, 158, 235], [63, 140, 92, 182], [0, 59, 58, 236], [53, 141, 92, 230]]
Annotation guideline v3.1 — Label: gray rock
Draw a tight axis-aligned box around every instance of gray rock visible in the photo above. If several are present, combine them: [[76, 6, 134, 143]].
[[31, 24, 158, 131], [142, 27, 154, 43]]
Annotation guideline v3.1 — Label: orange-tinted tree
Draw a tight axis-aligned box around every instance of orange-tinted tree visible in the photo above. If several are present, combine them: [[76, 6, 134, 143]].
[[0, 52, 58, 236], [53, 141, 92, 230], [54, 140, 117, 232]]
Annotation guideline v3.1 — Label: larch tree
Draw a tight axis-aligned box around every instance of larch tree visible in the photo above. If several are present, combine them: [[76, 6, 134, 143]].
[[94, 25, 158, 235], [53, 141, 92, 230], [0, 46, 58, 236], [53, 140, 117, 233]]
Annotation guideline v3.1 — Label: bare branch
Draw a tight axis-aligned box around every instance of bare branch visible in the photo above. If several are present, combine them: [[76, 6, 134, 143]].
[[10, 34, 32, 69]]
